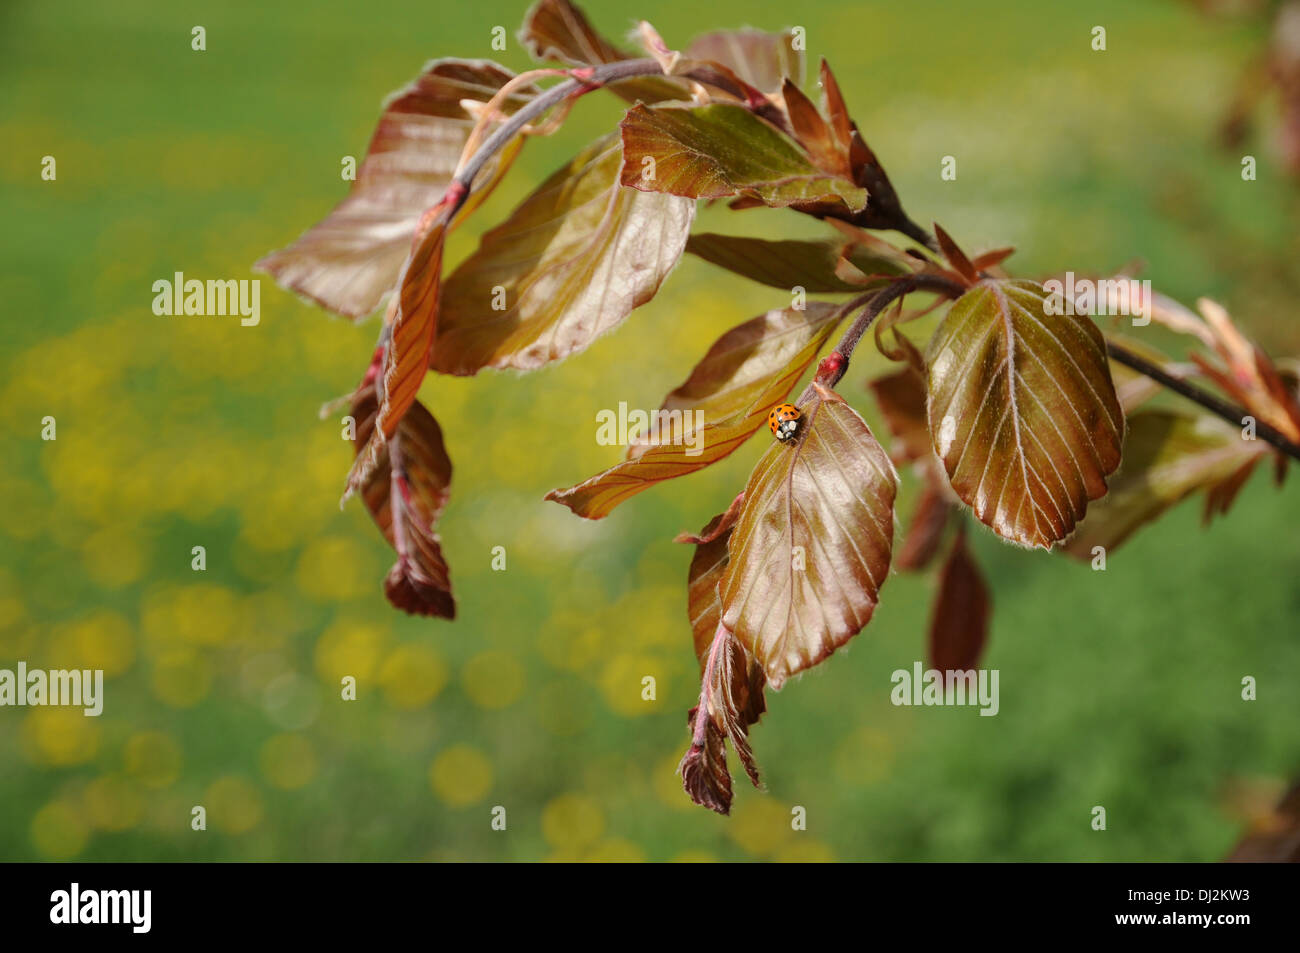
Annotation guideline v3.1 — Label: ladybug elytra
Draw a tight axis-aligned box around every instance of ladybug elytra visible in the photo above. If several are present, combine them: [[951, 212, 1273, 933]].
[[768, 403, 801, 442]]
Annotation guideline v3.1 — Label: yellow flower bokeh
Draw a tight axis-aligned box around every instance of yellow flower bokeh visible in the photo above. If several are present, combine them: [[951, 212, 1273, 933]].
[[461, 650, 525, 710], [259, 733, 318, 790], [429, 745, 493, 808], [123, 731, 183, 789], [204, 775, 265, 835]]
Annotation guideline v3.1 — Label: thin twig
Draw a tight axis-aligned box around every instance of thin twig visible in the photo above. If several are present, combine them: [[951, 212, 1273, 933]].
[[1107, 339, 1300, 463], [816, 273, 965, 387], [450, 58, 667, 219]]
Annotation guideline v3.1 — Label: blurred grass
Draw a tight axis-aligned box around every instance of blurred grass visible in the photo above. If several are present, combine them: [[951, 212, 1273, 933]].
[[0, 0, 1298, 861]]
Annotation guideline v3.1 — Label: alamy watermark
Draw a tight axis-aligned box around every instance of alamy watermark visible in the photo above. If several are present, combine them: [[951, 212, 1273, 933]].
[[596, 402, 704, 456], [0, 662, 103, 716], [890, 662, 999, 716], [1043, 273, 1151, 325], [151, 272, 260, 326], [50, 884, 150, 933]]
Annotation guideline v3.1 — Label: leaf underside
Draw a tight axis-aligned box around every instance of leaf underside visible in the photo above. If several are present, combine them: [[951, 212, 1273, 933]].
[[546, 302, 843, 519], [257, 59, 532, 320], [433, 134, 695, 375]]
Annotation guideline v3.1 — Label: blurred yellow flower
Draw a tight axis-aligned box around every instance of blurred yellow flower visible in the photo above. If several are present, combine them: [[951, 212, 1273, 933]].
[[598, 653, 664, 718], [149, 648, 213, 708], [534, 680, 591, 736], [52, 610, 135, 677], [314, 617, 390, 687], [461, 650, 525, 710], [773, 840, 837, 863], [653, 753, 696, 812], [582, 838, 645, 863], [20, 708, 101, 767], [541, 793, 604, 849], [81, 525, 149, 588], [83, 774, 145, 832], [429, 745, 493, 808], [670, 850, 718, 863], [204, 775, 264, 834], [259, 733, 318, 790], [141, 584, 239, 652], [123, 731, 183, 789], [727, 797, 794, 857], [30, 799, 90, 860], [295, 535, 379, 602], [378, 642, 447, 710]]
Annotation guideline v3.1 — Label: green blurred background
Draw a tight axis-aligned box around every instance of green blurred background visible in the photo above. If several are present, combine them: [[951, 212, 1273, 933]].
[[2, 0, 1299, 862]]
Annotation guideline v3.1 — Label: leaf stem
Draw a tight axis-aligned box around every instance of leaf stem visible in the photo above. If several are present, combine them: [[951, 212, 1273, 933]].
[[816, 273, 965, 387], [449, 58, 668, 219], [1106, 339, 1300, 463], [447, 57, 792, 223]]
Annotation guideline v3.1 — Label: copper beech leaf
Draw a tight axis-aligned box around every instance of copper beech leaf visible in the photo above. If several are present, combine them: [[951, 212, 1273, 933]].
[[720, 383, 897, 689], [896, 479, 954, 571], [352, 382, 455, 618], [619, 103, 869, 212], [517, 0, 687, 104], [678, 496, 746, 662], [869, 366, 931, 463], [432, 134, 694, 375], [679, 622, 767, 815], [347, 211, 449, 497], [1063, 410, 1265, 559], [678, 502, 767, 815], [928, 529, 990, 672], [926, 279, 1124, 548], [686, 231, 912, 293], [685, 28, 803, 94], [545, 302, 843, 519], [257, 59, 533, 320]]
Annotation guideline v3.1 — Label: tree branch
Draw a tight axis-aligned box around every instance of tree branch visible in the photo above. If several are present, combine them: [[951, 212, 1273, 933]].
[[1106, 339, 1300, 463]]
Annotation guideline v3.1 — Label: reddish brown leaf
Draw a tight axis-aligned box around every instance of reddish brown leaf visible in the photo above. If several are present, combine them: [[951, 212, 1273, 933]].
[[686, 28, 803, 94], [347, 211, 449, 497], [933, 224, 978, 285], [871, 296, 928, 372], [1063, 410, 1265, 559], [546, 303, 844, 518], [619, 103, 869, 211], [782, 79, 851, 178], [681, 502, 744, 661], [869, 367, 931, 463], [432, 134, 694, 375], [518, 0, 686, 103], [257, 60, 533, 320], [896, 480, 955, 572], [926, 279, 1124, 548], [352, 382, 455, 618], [927, 528, 990, 672], [686, 231, 912, 293], [680, 623, 767, 815], [970, 247, 1016, 271], [680, 499, 765, 815], [817, 59, 854, 155], [720, 383, 897, 688], [1202, 457, 1261, 525], [675, 492, 745, 547]]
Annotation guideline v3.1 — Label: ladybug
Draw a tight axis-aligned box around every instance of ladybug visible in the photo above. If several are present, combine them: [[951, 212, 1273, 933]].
[[768, 403, 801, 442]]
